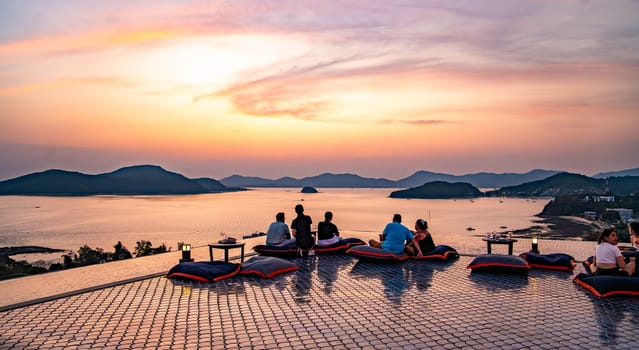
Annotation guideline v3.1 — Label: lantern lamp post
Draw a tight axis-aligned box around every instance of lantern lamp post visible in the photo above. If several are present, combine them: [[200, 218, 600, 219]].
[[180, 243, 194, 263], [531, 235, 539, 254]]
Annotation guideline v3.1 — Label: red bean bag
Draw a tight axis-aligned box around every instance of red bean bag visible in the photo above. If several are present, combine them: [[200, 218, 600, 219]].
[[347, 245, 410, 262], [166, 261, 241, 283], [467, 254, 530, 274], [518, 252, 575, 272], [239, 256, 298, 279], [574, 273, 639, 297]]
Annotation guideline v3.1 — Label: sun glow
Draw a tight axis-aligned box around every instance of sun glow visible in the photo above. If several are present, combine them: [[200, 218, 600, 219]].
[[136, 35, 311, 89]]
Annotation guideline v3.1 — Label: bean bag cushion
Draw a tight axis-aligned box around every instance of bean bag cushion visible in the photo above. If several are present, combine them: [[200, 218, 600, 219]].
[[346, 245, 410, 262], [239, 256, 298, 278], [519, 252, 575, 272], [253, 245, 299, 257], [414, 245, 459, 261], [574, 273, 639, 297], [314, 238, 366, 254], [467, 254, 530, 274], [166, 261, 241, 283]]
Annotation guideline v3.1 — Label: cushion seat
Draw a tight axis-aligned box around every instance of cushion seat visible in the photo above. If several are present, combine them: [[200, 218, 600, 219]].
[[574, 273, 639, 297], [519, 252, 575, 272], [252, 245, 298, 257], [467, 254, 530, 274], [346, 245, 410, 262], [414, 245, 459, 261], [254, 238, 367, 256], [239, 256, 298, 278], [166, 261, 241, 283], [314, 238, 366, 254]]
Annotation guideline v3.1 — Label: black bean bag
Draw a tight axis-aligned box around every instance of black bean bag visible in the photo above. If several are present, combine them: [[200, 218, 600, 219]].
[[252, 245, 299, 257], [346, 245, 410, 262], [314, 238, 366, 254], [467, 254, 530, 274], [573, 273, 639, 297], [166, 261, 241, 282], [414, 245, 459, 261], [239, 256, 298, 278], [518, 252, 575, 272]]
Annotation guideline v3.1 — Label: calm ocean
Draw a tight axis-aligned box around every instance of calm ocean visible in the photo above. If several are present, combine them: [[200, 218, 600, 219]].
[[0, 188, 550, 256]]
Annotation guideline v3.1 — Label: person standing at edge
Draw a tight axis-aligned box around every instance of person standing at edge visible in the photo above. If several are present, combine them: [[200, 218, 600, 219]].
[[369, 214, 414, 254], [291, 204, 314, 256]]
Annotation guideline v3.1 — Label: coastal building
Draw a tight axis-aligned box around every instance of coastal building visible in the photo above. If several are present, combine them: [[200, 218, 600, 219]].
[[593, 195, 615, 202], [583, 211, 597, 220], [605, 208, 633, 222]]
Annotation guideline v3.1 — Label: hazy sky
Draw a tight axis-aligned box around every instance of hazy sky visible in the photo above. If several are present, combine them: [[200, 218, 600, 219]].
[[1, 0, 638, 181]]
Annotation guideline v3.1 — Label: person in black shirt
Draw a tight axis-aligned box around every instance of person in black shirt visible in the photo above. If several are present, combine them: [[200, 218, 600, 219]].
[[404, 219, 435, 257], [291, 204, 314, 255], [317, 211, 340, 247]]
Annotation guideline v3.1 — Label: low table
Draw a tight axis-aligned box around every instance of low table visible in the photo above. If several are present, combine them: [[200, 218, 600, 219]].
[[482, 238, 518, 255], [621, 249, 639, 262], [208, 242, 246, 262]]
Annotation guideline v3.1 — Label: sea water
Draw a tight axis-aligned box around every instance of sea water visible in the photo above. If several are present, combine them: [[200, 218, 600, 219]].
[[0, 188, 551, 257]]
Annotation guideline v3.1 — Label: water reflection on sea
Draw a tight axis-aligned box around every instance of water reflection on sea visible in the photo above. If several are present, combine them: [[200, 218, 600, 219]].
[[0, 188, 552, 257]]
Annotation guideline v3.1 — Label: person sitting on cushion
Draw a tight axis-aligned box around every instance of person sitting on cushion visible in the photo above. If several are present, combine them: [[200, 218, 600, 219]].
[[404, 219, 435, 257], [629, 222, 639, 248], [594, 228, 635, 276], [627, 222, 638, 276], [266, 212, 296, 247], [369, 214, 413, 254], [317, 211, 340, 247]]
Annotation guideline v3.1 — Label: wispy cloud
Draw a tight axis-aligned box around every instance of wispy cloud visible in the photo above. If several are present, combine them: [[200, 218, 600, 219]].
[[0, 76, 137, 95], [0, 28, 185, 64], [379, 119, 449, 125]]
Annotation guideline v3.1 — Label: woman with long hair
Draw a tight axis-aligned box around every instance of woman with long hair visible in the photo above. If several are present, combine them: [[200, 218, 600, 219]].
[[595, 227, 635, 276], [404, 219, 435, 257]]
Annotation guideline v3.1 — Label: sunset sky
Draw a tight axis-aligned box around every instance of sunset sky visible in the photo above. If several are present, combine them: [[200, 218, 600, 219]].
[[1, 0, 638, 181]]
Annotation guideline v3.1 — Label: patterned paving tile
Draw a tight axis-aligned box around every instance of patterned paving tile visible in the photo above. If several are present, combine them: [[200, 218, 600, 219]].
[[1, 255, 638, 349]]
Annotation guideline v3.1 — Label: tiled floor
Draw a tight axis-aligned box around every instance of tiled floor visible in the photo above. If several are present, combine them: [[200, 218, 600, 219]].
[[1, 255, 638, 349]]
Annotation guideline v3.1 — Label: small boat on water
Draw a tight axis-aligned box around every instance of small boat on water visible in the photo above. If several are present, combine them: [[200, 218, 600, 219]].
[[466, 227, 476, 231]]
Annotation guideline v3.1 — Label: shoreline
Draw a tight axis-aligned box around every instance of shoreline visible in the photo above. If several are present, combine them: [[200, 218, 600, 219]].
[[0, 246, 67, 256], [509, 215, 602, 240]]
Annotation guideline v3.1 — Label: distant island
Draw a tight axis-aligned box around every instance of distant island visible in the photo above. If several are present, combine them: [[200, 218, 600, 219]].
[[386, 173, 639, 199], [301, 186, 318, 193], [390, 181, 483, 199], [0, 165, 246, 196]]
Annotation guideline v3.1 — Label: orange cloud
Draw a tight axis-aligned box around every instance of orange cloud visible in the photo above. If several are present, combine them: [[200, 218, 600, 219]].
[[0, 76, 137, 96], [0, 28, 184, 64]]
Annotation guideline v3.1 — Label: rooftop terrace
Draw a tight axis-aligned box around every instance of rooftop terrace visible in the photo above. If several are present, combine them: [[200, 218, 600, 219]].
[[1, 238, 637, 349]]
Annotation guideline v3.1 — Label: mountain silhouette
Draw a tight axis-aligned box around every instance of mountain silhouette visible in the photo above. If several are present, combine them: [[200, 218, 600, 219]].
[[2, 165, 638, 196], [593, 167, 639, 178], [485, 172, 639, 197], [221, 169, 562, 188], [0, 165, 238, 196]]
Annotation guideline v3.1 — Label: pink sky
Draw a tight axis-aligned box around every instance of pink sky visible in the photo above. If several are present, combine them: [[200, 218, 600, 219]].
[[1, 1, 638, 180]]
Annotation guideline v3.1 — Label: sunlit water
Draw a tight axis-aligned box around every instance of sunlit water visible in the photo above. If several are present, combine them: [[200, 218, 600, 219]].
[[0, 188, 552, 258]]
